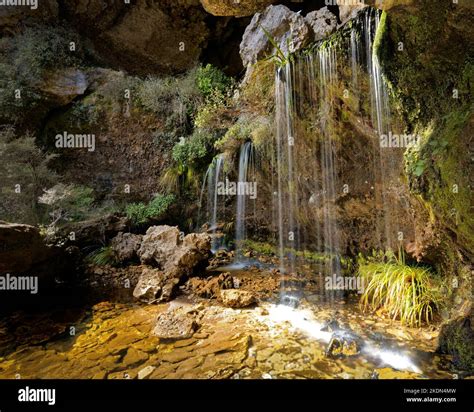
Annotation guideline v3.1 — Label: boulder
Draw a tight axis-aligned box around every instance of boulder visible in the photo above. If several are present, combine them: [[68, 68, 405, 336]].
[[133, 267, 180, 303], [338, 2, 368, 27], [64, 0, 210, 75], [200, 0, 275, 17], [438, 314, 474, 373], [138, 226, 211, 276], [305, 7, 337, 41], [38, 68, 88, 105], [153, 308, 198, 340], [134, 226, 211, 303], [0, 0, 58, 33], [220, 289, 256, 308], [240, 5, 311, 68], [137, 226, 181, 267], [110, 232, 142, 263], [0, 222, 55, 274], [54, 214, 129, 247]]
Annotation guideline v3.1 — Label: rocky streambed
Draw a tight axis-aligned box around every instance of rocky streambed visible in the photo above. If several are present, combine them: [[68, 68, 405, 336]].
[[0, 262, 459, 380], [0, 224, 467, 380]]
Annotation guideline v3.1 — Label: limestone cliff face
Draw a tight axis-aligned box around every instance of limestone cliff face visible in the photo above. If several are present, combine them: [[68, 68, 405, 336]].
[[1, 0, 210, 75], [200, 0, 276, 17]]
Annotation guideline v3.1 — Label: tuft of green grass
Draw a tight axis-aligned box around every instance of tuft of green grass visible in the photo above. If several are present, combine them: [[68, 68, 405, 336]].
[[359, 252, 442, 327], [87, 246, 118, 266]]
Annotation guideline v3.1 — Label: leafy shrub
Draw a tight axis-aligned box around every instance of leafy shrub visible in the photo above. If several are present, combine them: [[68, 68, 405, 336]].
[[196, 64, 233, 103], [172, 130, 215, 167], [136, 69, 201, 117], [70, 101, 99, 127], [0, 127, 57, 224], [125, 194, 175, 225], [0, 62, 42, 123], [38, 184, 95, 223], [0, 25, 84, 123], [13, 25, 84, 82]]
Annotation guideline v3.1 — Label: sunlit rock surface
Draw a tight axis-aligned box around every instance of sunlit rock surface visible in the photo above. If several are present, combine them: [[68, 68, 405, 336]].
[[200, 0, 275, 16]]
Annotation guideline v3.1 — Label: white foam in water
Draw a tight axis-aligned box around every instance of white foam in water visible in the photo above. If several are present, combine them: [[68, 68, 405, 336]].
[[363, 344, 422, 374], [262, 303, 422, 374], [265, 304, 333, 343]]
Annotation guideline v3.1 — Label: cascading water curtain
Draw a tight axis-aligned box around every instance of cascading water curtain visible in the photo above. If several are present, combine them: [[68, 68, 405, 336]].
[[363, 7, 395, 251], [272, 7, 399, 298], [274, 63, 300, 275], [197, 155, 225, 251], [235, 141, 255, 261]]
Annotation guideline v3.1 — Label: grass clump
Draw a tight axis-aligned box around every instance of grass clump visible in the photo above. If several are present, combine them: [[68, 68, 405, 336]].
[[359, 250, 442, 327], [87, 246, 118, 266], [242, 239, 276, 256]]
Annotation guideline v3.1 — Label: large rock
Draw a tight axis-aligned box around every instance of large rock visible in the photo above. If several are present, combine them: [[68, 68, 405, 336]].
[[240, 5, 310, 68], [239, 5, 340, 69], [0, 0, 58, 33], [1, 0, 211, 75], [134, 226, 211, 303], [220, 289, 256, 308], [133, 267, 180, 303], [305, 7, 337, 41], [138, 226, 211, 276], [54, 214, 129, 247], [62, 0, 209, 75], [138, 226, 181, 267], [200, 0, 275, 17], [338, 2, 368, 27], [438, 309, 474, 373], [38, 68, 88, 105], [111, 232, 142, 263], [0, 222, 55, 274]]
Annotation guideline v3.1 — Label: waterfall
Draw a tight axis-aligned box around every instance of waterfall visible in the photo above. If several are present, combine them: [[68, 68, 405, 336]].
[[198, 154, 225, 252], [350, 28, 359, 87], [272, 7, 395, 285], [274, 63, 299, 274], [235, 141, 255, 261], [362, 8, 395, 251], [318, 46, 341, 276]]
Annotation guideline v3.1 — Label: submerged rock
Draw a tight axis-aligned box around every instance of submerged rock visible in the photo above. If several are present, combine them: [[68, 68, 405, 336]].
[[137, 365, 156, 380], [186, 272, 234, 299], [153, 309, 199, 340], [325, 334, 361, 358], [220, 289, 256, 308]]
